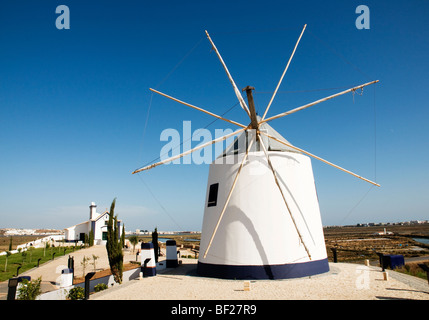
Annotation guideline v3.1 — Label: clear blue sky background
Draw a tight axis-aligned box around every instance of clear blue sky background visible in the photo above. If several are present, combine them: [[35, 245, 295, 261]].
[[1, 0, 428, 231]]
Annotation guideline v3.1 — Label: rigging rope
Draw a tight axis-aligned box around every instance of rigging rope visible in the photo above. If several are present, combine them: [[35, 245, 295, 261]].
[[339, 83, 378, 224], [139, 100, 241, 168], [136, 28, 380, 227], [136, 37, 205, 230], [135, 37, 241, 230], [307, 29, 374, 81], [137, 174, 184, 230]]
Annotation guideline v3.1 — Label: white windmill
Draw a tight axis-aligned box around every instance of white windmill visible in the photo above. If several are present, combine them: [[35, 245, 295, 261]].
[[133, 25, 380, 279]]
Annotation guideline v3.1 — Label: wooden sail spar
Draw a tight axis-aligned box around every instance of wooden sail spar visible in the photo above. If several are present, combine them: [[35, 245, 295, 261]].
[[260, 80, 379, 124], [149, 88, 247, 129], [205, 30, 251, 119], [132, 127, 248, 174], [258, 130, 380, 187], [133, 27, 380, 279], [261, 24, 307, 121]]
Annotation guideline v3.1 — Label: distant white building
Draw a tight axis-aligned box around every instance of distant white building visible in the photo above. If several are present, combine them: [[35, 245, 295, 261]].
[[373, 228, 394, 236], [64, 202, 122, 245]]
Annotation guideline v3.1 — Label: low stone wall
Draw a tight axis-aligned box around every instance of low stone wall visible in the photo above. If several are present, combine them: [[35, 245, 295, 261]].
[[37, 266, 141, 300]]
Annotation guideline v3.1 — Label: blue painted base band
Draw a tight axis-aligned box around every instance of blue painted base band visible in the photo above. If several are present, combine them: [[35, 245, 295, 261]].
[[142, 266, 156, 277], [197, 258, 329, 280]]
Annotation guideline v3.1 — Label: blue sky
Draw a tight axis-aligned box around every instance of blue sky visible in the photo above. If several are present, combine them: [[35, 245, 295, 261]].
[[0, 0, 428, 231]]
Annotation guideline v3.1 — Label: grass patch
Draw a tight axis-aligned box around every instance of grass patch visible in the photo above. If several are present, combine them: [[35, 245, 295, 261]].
[[395, 261, 429, 281], [0, 245, 83, 282]]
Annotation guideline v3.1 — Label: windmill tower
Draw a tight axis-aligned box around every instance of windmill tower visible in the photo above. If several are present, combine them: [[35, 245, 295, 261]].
[[133, 25, 380, 279]]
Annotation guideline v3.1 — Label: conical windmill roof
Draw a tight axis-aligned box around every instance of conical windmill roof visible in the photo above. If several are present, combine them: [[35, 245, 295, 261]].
[[219, 116, 300, 158]]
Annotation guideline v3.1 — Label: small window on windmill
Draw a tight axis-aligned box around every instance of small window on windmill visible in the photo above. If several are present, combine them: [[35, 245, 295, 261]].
[[232, 137, 239, 154], [207, 183, 219, 207]]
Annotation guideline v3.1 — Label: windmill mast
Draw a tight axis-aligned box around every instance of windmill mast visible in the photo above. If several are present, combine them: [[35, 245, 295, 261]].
[[243, 85, 260, 150], [243, 86, 258, 130]]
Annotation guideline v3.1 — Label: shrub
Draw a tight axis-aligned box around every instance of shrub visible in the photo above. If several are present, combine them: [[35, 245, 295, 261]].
[[17, 277, 42, 300], [396, 262, 428, 280], [67, 286, 85, 300], [94, 283, 108, 292]]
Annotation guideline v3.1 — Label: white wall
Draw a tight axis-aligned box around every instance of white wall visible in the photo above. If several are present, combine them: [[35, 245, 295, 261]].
[[37, 267, 141, 300], [199, 151, 327, 266], [65, 223, 90, 242]]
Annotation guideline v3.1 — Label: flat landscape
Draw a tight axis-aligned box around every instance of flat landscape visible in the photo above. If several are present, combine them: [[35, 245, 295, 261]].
[[1, 224, 428, 300], [323, 224, 429, 263], [1, 224, 428, 284]]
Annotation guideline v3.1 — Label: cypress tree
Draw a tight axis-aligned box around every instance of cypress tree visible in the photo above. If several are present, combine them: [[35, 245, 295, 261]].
[[89, 227, 94, 247], [106, 198, 123, 284], [152, 227, 159, 263]]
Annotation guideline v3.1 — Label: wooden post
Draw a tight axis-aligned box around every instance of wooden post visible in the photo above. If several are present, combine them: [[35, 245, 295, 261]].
[[331, 248, 338, 263], [84, 272, 96, 300], [383, 271, 389, 281], [244, 281, 251, 291], [7, 278, 19, 300]]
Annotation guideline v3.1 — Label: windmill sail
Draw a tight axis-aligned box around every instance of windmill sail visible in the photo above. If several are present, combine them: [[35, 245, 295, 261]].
[[134, 26, 380, 280], [205, 30, 251, 118]]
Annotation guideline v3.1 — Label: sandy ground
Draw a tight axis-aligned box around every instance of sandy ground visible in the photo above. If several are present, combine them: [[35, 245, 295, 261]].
[[2, 244, 428, 300], [91, 260, 429, 300]]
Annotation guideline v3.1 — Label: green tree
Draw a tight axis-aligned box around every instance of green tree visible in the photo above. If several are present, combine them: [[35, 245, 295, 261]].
[[91, 254, 99, 272], [152, 227, 159, 263], [121, 224, 125, 248], [21, 251, 27, 264], [128, 235, 138, 253], [4, 251, 11, 272], [106, 198, 123, 284], [81, 256, 90, 278], [89, 227, 94, 247], [17, 277, 42, 300], [8, 237, 13, 251], [28, 246, 34, 263]]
